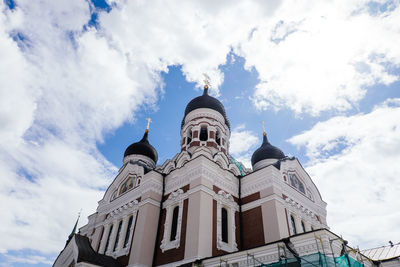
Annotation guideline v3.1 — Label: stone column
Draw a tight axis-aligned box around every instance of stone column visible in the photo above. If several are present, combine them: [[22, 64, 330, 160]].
[[117, 215, 130, 251], [98, 223, 111, 254], [106, 220, 119, 254], [91, 226, 103, 252]]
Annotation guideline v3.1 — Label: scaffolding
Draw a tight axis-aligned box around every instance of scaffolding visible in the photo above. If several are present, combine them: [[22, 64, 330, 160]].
[[216, 234, 372, 267]]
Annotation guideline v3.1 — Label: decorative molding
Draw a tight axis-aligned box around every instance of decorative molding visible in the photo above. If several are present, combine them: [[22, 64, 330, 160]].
[[108, 200, 139, 220], [215, 190, 238, 253], [164, 162, 238, 197], [160, 189, 187, 252], [183, 108, 227, 131], [123, 154, 155, 168], [284, 196, 327, 230]]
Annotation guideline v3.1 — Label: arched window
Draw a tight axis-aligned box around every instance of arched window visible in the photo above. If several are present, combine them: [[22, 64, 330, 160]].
[[290, 215, 297, 235], [289, 174, 305, 194], [199, 126, 208, 141], [170, 206, 179, 241], [301, 221, 306, 233], [298, 182, 305, 194], [216, 130, 221, 146], [187, 129, 192, 144], [120, 176, 135, 195], [113, 220, 123, 251], [221, 208, 228, 243], [123, 216, 134, 248], [105, 225, 113, 252]]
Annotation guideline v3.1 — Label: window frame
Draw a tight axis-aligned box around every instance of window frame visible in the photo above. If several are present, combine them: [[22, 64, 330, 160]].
[[216, 190, 238, 253], [170, 206, 180, 241], [301, 220, 306, 233], [123, 215, 134, 248], [199, 125, 208, 141], [288, 173, 306, 195], [119, 175, 140, 196], [160, 189, 186, 252], [221, 207, 228, 243], [113, 220, 123, 252], [290, 215, 297, 235]]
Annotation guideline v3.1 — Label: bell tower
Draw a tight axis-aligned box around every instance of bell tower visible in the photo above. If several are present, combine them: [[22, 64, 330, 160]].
[[180, 77, 231, 156]]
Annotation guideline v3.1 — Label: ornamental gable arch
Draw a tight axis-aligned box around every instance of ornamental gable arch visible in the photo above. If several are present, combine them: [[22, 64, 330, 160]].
[[175, 151, 191, 168], [280, 158, 326, 206], [101, 162, 145, 203], [213, 153, 229, 169]]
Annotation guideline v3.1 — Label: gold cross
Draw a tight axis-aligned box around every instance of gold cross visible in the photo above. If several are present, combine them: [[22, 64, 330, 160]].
[[203, 73, 211, 88], [261, 121, 266, 133], [146, 118, 152, 130]]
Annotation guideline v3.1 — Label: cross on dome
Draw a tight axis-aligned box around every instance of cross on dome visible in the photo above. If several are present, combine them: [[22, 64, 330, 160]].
[[146, 118, 152, 132], [261, 121, 266, 136], [203, 73, 211, 89]]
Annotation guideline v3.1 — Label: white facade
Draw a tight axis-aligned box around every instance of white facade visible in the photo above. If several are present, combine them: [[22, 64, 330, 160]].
[[55, 88, 375, 267]]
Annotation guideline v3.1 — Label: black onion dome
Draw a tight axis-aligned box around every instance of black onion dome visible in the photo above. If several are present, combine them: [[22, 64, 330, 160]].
[[181, 88, 230, 129], [251, 133, 285, 167], [124, 130, 158, 163]]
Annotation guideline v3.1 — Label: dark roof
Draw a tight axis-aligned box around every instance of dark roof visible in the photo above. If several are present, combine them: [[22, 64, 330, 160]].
[[75, 234, 121, 267], [181, 87, 230, 129], [124, 130, 158, 164], [251, 133, 285, 167]]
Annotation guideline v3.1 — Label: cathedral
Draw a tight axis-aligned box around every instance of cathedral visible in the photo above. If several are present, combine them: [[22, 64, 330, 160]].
[[54, 84, 397, 267]]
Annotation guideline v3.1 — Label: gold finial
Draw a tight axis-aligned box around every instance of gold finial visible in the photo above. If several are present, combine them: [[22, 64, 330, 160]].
[[261, 121, 266, 136], [203, 73, 211, 89], [146, 118, 152, 132]]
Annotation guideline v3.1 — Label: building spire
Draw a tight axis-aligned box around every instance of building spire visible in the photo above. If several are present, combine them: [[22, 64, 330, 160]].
[[66, 209, 81, 245]]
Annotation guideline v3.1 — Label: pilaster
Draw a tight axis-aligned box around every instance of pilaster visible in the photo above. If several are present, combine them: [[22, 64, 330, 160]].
[[98, 223, 111, 254], [184, 182, 213, 259], [128, 201, 160, 267]]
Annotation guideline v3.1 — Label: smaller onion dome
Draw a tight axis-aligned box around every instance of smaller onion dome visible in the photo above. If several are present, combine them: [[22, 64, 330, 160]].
[[124, 130, 158, 164], [251, 132, 285, 167]]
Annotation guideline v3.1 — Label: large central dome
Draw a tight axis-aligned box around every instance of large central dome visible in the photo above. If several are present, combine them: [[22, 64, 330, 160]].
[[181, 88, 230, 129]]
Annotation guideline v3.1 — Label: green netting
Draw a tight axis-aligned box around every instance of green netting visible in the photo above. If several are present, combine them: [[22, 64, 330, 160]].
[[334, 255, 364, 267], [255, 253, 364, 267]]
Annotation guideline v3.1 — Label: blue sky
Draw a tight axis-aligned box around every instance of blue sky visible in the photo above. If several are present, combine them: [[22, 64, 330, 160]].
[[1, 0, 400, 266]]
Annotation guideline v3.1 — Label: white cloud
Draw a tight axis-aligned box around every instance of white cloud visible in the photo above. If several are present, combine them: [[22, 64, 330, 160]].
[[98, 0, 280, 93], [4, 254, 53, 265], [229, 124, 259, 167], [238, 0, 400, 115], [0, 0, 160, 259], [288, 99, 400, 248]]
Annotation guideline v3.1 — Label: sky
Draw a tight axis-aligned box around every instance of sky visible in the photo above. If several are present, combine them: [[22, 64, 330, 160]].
[[0, 0, 399, 266]]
